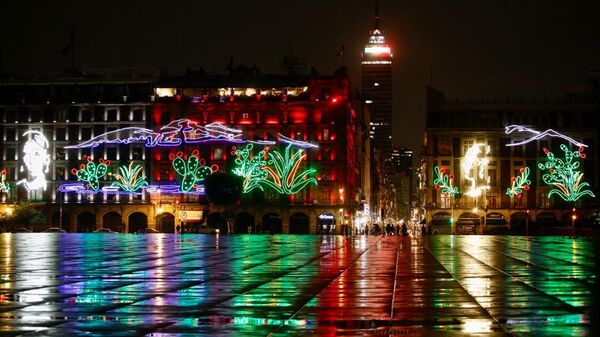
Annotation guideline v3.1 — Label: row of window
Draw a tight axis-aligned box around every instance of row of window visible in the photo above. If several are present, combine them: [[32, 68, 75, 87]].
[[1, 106, 147, 123]]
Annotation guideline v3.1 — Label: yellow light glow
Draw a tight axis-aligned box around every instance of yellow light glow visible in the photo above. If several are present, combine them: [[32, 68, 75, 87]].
[[364, 46, 391, 54], [155, 88, 176, 97]]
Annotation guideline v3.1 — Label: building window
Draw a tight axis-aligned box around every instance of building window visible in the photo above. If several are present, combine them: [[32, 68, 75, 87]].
[[159, 165, 170, 181], [463, 139, 474, 155], [82, 109, 92, 122], [6, 128, 16, 141], [487, 196, 497, 209], [133, 109, 144, 121], [242, 112, 250, 120], [56, 128, 66, 141], [440, 195, 451, 209], [107, 109, 118, 122], [440, 139, 451, 155], [55, 167, 65, 180], [489, 169, 497, 186], [56, 148, 66, 160], [323, 129, 330, 140], [81, 127, 92, 140], [6, 147, 16, 160], [160, 111, 171, 125], [107, 148, 117, 160], [132, 147, 143, 160], [94, 107, 104, 121], [513, 145, 523, 157], [160, 150, 170, 161], [214, 147, 224, 160]]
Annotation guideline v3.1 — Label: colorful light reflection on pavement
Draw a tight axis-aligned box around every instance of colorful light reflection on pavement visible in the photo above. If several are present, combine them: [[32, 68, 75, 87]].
[[0, 234, 598, 336]]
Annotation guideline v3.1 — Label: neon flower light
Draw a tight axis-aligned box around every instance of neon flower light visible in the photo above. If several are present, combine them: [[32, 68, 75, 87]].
[[0, 169, 10, 194], [17, 131, 51, 191], [231, 144, 270, 193], [170, 150, 217, 193], [71, 157, 110, 191], [110, 162, 148, 193], [64, 119, 317, 149], [463, 143, 490, 197], [538, 145, 595, 202], [261, 145, 317, 195], [506, 167, 531, 198], [505, 125, 587, 148], [433, 166, 458, 198]]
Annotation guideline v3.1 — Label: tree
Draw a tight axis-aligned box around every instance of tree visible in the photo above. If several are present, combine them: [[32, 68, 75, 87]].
[[204, 173, 243, 234], [0, 203, 46, 232]]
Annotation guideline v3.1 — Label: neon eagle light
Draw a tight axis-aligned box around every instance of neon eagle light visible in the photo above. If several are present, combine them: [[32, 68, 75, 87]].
[[17, 131, 50, 191], [538, 145, 595, 202], [64, 119, 313, 149], [463, 143, 490, 197], [504, 125, 587, 148]]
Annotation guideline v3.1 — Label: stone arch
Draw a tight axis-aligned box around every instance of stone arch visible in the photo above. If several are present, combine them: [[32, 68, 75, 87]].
[[156, 212, 175, 233], [234, 212, 255, 233], [207, 212, 227, 234], [289, 212, 309, 234], [537, 212, 558, 227], [262, 213, 282, 234], [103, 212, 122, 232], [128, 212, 148, 233], [77, 211, 95, 233], [317, 212, 336, 234], [510, 212, 529, 227]]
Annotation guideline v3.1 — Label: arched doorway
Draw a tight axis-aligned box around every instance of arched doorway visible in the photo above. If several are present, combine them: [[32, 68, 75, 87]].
[[234, 212, 255, 233], [103, 212, 122, 232], [77, 212, 95, 232], [317, 213, 335, 234], [51, 211, 70, 231], [156, 213, 175, 233], [456, 212, 479, 234], [537, 212, 558, 227], [129, 212, 148, 233], [510, 212, 529, 228], [207, 212, 227, 234], [289, 213, 309, 234], [262, 213, 282, 234]]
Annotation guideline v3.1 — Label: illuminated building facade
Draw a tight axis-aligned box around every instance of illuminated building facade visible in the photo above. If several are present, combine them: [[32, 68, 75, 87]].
[[361, 0, 393, 155], [0, 67, 359, 234], [420, 86, 598, 233]]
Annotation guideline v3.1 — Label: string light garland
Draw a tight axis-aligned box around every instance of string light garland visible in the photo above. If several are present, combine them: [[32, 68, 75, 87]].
[[433, 166, 458, 197], [538, 145, 595, 202], [506, 167, 531, 198]]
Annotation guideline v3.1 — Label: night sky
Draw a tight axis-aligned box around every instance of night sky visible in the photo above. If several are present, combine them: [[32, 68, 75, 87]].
[[2, 0, 599, 153]]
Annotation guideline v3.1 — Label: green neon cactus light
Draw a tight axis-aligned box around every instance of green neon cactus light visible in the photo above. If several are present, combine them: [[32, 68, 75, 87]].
[[433, 166, 458, 197], [231, 144, 269, 193], [170, 150, 216, 192], [0, 169, 11, 193], [506, 167, 531, 198], [71, 157, 110, 191], [538, 145, 595, 202], [261, 145, 317, 195], [110, 162, 148, 192]]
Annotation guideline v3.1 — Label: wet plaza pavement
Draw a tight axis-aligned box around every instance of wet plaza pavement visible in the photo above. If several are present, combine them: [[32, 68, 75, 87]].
[[0, 234, 598, 336]]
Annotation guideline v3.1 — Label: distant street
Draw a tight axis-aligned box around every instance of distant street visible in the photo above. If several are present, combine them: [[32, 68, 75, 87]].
[[0, 234, 598, 336]]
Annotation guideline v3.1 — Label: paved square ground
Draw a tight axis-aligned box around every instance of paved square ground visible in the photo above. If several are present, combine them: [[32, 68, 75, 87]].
[[0, 234, 598, 336]]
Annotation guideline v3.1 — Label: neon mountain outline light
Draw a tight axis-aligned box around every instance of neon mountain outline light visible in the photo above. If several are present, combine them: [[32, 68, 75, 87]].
[[65, 119, 319, 149], [504, 125, 587, 148]]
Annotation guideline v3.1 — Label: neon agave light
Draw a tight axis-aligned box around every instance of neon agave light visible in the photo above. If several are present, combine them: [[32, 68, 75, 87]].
[[261, 145, 317, 194], [17, 131, 51, 191], [170, 150, 216, 192], [0, 169, 10, 194], [505, 125, 587, 148], [506, 167, 531, 198], [110, 162, 148, 192], [231, 144, 269, 193], [538, 145, 595, 202], [71, 157, 110, 191], [433, 166, 458, 197], [463, 143, 490, 197]]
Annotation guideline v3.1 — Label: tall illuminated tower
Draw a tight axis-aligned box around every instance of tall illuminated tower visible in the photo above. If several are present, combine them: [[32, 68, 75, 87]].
[[361, 0, 393, 155]]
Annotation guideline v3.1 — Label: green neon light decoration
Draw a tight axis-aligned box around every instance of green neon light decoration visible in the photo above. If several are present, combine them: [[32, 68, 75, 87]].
[[506, 167, 531, 198], [0, 169, 11, 193], [170, 150, 215, 192], [433, 166, 458, 197], [71, 157, 110, 191], [261, 145, 317, 194], [110, 162, 148, 192], [538, 145, 595, 202], [231, 144, 269, 193]]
